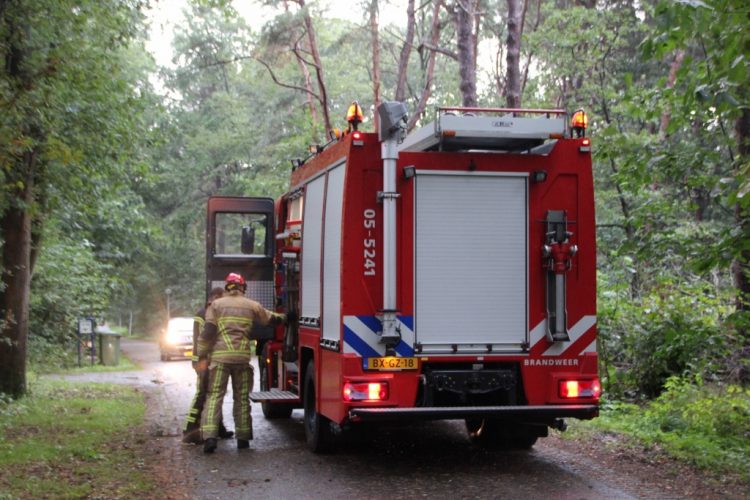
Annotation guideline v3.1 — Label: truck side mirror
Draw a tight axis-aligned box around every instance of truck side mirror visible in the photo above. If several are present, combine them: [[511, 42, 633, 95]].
[[241, 226, 256, 254]]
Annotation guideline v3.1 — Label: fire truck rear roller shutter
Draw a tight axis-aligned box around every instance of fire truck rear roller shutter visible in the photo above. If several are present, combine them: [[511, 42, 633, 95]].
[[414, 172, 528, 353]]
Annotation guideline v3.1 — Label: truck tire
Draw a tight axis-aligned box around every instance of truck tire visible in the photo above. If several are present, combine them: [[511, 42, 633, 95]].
[[465, 418, 538, 449], [260, 344, 293, 419], [303, 360, 334, 453]]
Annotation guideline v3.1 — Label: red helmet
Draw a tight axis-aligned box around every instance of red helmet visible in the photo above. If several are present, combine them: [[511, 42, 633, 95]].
[[225, 272, 246, 291]]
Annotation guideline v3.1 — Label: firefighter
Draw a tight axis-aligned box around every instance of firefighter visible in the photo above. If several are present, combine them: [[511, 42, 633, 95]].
[[198, 272, 287, 453], [571, 108, 588, 138], [182, 287, 233, 444]]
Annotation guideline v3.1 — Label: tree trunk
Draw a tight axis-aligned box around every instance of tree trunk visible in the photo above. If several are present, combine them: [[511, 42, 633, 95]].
[[0, 5, 36, 398], [394, 0, 415, 102], [297, 0, 331, 133], [0, 151, 35, 398], [369, 0, 381, 131], [294, 39, 319, 134], [505, 0, 523, 108], [454, 0, 477, 107]]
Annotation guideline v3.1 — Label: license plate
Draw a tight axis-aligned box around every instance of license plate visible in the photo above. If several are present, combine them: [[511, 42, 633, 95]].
[[365, 357, 418, 371], [185, 350, 193, 357]]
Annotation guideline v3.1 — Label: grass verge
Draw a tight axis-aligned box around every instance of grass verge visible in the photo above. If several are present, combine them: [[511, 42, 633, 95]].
[[0, 378, 157, 499], [36, 353, 141, 376], [569, 377, 750, 482]]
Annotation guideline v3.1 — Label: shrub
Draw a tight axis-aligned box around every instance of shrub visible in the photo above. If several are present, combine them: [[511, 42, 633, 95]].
[[590, 377, 750, 475], [599, 277, 729, 397]]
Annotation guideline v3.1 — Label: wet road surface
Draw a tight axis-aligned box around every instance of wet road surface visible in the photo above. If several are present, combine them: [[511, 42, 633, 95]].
[[59, 338, 666, 499]]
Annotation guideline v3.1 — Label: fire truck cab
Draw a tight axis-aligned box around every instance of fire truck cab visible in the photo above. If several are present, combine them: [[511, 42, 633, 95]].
[[207, 103, 599, 453]]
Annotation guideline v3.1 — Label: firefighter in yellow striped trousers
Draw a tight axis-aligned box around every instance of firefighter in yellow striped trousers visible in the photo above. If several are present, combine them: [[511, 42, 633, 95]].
[[197, 272, 287, 453], [182, 287, 233, 444]]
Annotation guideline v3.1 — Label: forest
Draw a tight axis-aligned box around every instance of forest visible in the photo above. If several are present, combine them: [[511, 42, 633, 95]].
[[0, 0, 749, 465]]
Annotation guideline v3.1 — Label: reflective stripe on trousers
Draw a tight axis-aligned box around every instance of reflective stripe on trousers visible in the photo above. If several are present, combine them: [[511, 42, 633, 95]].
[[201, 362, 254, 440]]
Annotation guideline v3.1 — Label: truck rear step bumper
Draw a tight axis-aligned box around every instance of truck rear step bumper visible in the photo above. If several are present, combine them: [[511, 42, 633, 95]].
[[249, 389, 300, 404], [349, 404, 598, 422]]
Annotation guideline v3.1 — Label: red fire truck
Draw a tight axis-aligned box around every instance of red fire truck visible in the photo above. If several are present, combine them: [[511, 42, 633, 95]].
[[206, 103, 600, 453]]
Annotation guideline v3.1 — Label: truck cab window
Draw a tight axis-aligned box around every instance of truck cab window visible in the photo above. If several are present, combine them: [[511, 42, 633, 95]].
[[215, 212, 268, 256]]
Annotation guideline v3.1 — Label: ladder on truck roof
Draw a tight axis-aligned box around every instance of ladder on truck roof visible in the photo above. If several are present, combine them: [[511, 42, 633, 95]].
[[398, 107, 567, 154]]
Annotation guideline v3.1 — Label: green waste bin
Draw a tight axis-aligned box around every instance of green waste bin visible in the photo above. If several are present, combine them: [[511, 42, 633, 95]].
[[97, 329, 121, 366]]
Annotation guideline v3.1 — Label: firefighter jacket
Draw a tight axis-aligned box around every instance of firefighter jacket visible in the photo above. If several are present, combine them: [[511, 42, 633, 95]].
[[197, 290, 284, 364]]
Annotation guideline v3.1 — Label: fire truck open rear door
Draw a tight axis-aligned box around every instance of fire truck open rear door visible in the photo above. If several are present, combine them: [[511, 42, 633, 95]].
[[206, 196, 276, 341]]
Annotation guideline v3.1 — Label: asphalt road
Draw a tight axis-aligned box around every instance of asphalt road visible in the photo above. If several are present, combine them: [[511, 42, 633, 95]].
[[62, 338, 661, 499]]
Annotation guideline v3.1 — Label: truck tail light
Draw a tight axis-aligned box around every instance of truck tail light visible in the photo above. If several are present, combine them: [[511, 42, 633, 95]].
[[559, 379, 601, 399], [343, 382, 389, 402], [352, 130, 364, 146]]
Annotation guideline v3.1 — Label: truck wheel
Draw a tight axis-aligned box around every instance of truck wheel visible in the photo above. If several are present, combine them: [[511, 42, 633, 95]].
[[303, 360, 334, 453], [260, 344, 293, 419]]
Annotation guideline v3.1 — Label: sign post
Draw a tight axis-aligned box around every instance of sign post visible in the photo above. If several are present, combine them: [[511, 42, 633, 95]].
[[77, 317, 96, 367]]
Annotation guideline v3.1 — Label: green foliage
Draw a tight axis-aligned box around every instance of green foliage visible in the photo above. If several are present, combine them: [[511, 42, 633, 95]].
[[526, 3, 652, 111], [638, 0, 749, 262], [590, 378, 750, 476], [29, 225, 111, 351], [599, 276, 731, 397], [583, 0, 750, 399], [1, 0, 160, 384]]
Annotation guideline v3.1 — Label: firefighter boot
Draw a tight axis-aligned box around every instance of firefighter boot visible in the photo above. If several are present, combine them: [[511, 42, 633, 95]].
[[203, 438, 218, 454], [236, 425, 252, 448], [218, 425, 234, 439]]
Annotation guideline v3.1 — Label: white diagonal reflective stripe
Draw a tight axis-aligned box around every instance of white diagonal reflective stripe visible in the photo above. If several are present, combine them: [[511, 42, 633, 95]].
[[397, 318, 415, 348], [529, 320, 546, 349], [398, 320, 414, 338], [582, 339, 597, 353], [542, 315, 597, 356], [343, 316, 385, 356]]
